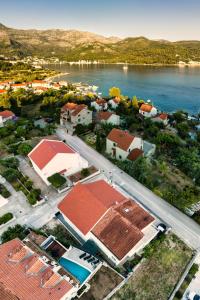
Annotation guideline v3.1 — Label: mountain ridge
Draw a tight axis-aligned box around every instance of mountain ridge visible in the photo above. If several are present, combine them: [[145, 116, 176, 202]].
[[0, 23, 200, 64]]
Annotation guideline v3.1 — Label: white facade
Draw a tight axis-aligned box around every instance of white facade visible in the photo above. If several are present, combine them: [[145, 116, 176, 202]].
[[139, 106, 158, 118], [108, 99, 120, 110], [0, 115, 14, 127], [106, 136, 143, 160], [91, 100, 108, 111], [29, 152, 88, 186], [152, 115, 168, 126], [60, 106, 92, 134], [100, 114, 120, 126]]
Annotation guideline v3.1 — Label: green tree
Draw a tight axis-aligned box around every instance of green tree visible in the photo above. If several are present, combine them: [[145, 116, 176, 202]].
[[96, 133, 102, 152], [1, 225, 27, 243], [47, 173, 66, 188], [17, 143, 33, 156]]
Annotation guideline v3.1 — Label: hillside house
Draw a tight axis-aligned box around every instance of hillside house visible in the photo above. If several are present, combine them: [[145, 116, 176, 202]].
[[28, 139, 88, 186], [60, 103, 92, 134], [139, 103, 158, 118]]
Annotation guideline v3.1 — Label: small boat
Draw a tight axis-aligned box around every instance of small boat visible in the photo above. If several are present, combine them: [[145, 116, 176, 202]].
[[123, 64, 128, 70]]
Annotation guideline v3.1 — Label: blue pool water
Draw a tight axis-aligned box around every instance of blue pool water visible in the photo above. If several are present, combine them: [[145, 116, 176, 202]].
[[59, 257, 91, 284]]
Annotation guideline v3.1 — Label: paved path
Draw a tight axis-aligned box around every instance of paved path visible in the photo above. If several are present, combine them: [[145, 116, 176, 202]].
[[56, 128, 200, 250]]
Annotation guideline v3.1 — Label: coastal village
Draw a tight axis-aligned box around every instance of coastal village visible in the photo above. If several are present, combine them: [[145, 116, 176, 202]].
[[0, 60, 200, 300]]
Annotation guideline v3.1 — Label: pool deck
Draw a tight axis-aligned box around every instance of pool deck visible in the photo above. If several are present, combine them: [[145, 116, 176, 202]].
[[62, 246, 101, 273]]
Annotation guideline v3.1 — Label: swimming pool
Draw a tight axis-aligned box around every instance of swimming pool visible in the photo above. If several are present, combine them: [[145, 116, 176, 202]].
[[59, 257, 91, 284]]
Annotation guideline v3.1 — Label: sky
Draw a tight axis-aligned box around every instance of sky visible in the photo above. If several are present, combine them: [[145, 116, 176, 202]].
[[1, 0, 200, 41]]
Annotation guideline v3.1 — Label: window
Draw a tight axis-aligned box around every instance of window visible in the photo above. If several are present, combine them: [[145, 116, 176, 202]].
[[119, 155, 122, 159], [113, 143, 116, 146]]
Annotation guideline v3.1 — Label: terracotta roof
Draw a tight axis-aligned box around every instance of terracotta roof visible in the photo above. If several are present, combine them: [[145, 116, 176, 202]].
[[92, 208, 143, 260], [140, 103, 154, 112], [32, 80, 46, 84], [0, 239, 72, 300], [92, 199, 154, 260], [71, 104, 87, 116], [62, 103, 77, 111], [35, 86, 48, 91], [115, 199, 155, 230], [0, 110, 15, 119], [11, 83, 27, 87], [58, 180, 126, 235], [28, 139, 75, 170], [158, 113, 168, 120], [107, 128, 135, 151], [97, 111, 113, 121], [96, 99, 106, 105], [113, 97, 121, 104], [0, 89, 7, 93], [127, 148, 143, 161]]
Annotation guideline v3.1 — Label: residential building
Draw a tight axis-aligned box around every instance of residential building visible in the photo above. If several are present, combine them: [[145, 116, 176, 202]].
[[31, 80, 50, 88], [96, 111, 120, 126], [0, 81, 10, 90], [11, 83, 28, 91], [106, 128, 143, 161], [0, 89, 7, 94], [139, 103, 158, 118], [28, 139, 88, 186], [91, 99, 108, 111], [108, 97, 121, 110], [0, 238, 76, 300], [60, 103, 92, 134], [152, 113, 169, 126], [58, 180, 157, 266], [0, 110, 15, 127]]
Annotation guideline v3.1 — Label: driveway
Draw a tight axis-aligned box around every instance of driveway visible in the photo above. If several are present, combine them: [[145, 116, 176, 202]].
[[17, 155, 56, 197], [56, 127, 200, 250]]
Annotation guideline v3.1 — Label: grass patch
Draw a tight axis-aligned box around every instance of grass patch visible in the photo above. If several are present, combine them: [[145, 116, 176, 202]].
[[112, 234, 193, 300]]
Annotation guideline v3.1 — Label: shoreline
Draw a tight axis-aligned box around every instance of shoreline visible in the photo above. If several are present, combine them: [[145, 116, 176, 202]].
[[44, 62, 200, 67], [45, 72, 70, 81]]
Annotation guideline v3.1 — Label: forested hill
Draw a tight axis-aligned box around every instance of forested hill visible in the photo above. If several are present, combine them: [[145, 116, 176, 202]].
[[0, 23, 200, 64]]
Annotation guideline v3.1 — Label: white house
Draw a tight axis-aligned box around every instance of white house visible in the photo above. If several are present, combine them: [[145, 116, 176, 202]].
[[0, 110, 15, 127], [60, 102, 92, 134], [108, 97, 121, 110], [28, 139, 88, 186], [31, 80, 50, 88], [139, 103, 158, 118], [58, 180, 157, 266], [97, 111, 120, 126], [11, 83, 29, 91], [106, 128, 143, 161], [152, 113, 169, 126], [91, 99, 108, 111]]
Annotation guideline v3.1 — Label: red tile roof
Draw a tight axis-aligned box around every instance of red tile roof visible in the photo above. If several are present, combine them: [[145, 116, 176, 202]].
[[0, 89, 7, 94], [62, 103, 77, 111], [58, 180, 126, 235], [140, 103, 153, 112], [158, 113, 168, 120], [107, 128, 135, 151], [0, 239, 72, 300], [96, 99, 106, 105], [32, 80, 46, 84], [71, 104, 87, 116], [127, 148, 143, 161], [28, 139, 75, 170], [97, 111, 113, 121], [92, 199, 154, 260], [0, 110, 15, 119]]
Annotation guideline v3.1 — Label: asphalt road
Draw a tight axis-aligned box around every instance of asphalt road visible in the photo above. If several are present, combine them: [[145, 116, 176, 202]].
[[57, 127, 200, 250]]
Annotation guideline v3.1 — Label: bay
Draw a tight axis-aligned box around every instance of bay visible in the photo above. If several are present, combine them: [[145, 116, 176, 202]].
[[48, 64, 200, 114]]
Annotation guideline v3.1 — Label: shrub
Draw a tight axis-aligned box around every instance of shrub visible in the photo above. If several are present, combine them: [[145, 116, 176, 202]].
[[24, 180, 33, 189], [47, 173, 66, 188], [27, 192, 37, 205], [0, 213, 13, 225], [2, 168, 20, 183], [81, 168, 90, 178], [1, 224, 27, 243]]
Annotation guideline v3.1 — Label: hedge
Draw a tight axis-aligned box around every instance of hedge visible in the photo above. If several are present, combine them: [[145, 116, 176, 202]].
[[0, 213, 13, 226]]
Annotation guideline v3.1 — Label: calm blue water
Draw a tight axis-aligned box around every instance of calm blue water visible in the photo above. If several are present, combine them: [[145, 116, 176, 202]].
[[59, 257, 91, 284], [49, 64, 200, 114]]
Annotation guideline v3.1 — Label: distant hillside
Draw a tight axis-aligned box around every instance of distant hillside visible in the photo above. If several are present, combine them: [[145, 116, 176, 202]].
[[0, 23, 200, 64]]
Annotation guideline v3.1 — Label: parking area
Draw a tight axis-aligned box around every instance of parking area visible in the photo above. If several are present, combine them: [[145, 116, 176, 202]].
[[183, 255, 200, 299]]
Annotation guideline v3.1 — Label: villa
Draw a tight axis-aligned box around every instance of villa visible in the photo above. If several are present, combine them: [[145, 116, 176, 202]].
[[106, 128, 143, 161], [0, 110, 16, 127], [91, 99, 108, 111], [139, 103, 158, 118], [0, 238, 76, 300], [28, 139, 88, 186], [108, 97, 121, 109], [96, 111, 120, 126], [58, 179, 157, 266], [60, 102, 92, 134], [152, 113, 169, 126]]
